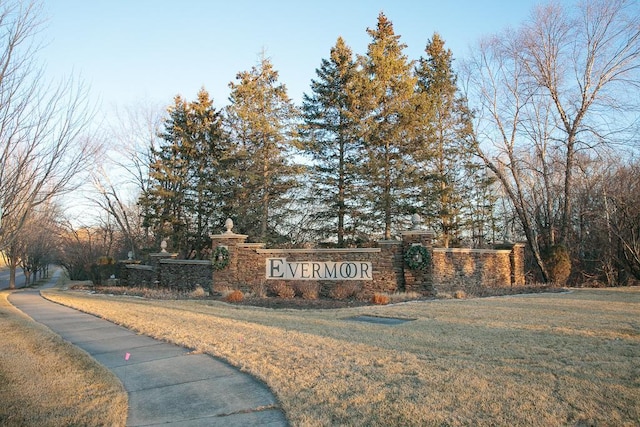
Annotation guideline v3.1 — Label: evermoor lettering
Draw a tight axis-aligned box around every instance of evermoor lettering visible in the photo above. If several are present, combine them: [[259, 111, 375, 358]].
[[266, 258, 372, 280]]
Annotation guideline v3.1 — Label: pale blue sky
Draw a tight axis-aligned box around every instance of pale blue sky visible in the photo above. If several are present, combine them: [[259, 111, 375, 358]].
[[40, 0, 543, 113]]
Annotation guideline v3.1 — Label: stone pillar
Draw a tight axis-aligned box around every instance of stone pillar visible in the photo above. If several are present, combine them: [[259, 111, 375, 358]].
[[116, 259, 141, 286], [510, 243, 526, 286], [401, 229, 435, 295], [148, 252, 177, 288], [210, 219, 248, 292], [377, 240, 404, 293]]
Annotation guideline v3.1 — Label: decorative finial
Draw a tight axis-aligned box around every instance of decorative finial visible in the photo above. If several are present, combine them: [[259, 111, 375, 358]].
[[411, 213, 422, 230], [160, 239, 167, 253], [224, 218, 234, 234], [127, 251, 133, 260]]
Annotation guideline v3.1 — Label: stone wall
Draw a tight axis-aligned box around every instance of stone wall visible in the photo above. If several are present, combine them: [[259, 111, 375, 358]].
[[210, 231, 409, 298], [158, 259, 212, 292], [121, 255, 211, 292], [431, 248, 512, 294], [228, 246, 401, 298], [210, 230, 527, 298], [119, 228, 527, 299], [121, 264, 155, 287]]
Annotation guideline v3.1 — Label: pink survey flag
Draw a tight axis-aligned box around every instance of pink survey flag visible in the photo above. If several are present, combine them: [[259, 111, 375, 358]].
[[125, 352, 130, 361]]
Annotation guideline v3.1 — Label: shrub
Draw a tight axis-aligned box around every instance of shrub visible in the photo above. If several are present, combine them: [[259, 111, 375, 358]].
[[249, 282, 267, 298], [295, 283, 320, 300], [268, 282, 295, 299], [189, 285, 206, 298], [329, 283, 360, 300], [371, 293, 390, 305], [453, 290, 466, 299], [544, 244, 572, 286], [388, 291, 422, 303], [224, 290, 244, 303]]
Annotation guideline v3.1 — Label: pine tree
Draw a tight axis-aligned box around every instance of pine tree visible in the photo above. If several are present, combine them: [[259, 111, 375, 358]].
[[139, 89, 226, 256], [414, 33, 476, 247], [302, 37, 362, 246], [357, 13, 418, 239], [183, 88, 226, 254], [225, 55, 301, 243], [139, 95, 189, 252]]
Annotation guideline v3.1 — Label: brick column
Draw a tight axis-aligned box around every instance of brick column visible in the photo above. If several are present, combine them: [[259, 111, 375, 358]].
[[116, 259, 141, 286], [510, 243, 526, 286], [148, 252, 177, 288], [210, 232, 248, 292], [401, 230, 434, 295], [377, 240, 403, 293]]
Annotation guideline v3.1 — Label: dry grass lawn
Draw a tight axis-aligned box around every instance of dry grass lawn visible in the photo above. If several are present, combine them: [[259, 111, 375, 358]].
[[0, 290, 127, 426], [43, 286, 640, 426]]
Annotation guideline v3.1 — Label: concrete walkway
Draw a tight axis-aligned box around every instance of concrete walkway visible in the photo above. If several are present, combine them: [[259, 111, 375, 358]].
[[9, 273, 288, 426]]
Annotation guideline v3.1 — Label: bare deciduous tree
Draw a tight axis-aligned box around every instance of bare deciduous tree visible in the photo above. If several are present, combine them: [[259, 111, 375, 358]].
[[56, 220, 114, 282], [600, 160, 640, 283], [463, 0, 640, 282], [88, 101, 165, 258], [1, 200, 60, 288], [90, 168, 147, 259], [107, 101, 165, 202], [0, 0, 95, 261], [0, 1, 96, 288]]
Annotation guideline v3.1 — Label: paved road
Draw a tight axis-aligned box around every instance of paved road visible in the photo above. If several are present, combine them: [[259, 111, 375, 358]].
[[0, 267, 25, 290], [9, 272, 288, 426]]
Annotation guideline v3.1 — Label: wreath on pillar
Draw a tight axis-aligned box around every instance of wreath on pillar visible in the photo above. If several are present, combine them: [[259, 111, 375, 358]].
[[404, 244, 430, 270], [211, 246, 230, 270]]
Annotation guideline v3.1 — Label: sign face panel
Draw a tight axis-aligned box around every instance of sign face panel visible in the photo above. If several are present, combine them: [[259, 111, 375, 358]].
[[266, 258, 373, 281]]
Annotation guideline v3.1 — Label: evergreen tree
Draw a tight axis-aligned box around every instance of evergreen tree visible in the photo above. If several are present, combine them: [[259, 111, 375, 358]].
[[225, 55, 301, 243], [302, 37, 362, 246], [139, 89, 226, 256], [139, 95, 189, 252], [414, 33, 477, 247], [357, 13, 418, 239], [183, 89, 227, 253]]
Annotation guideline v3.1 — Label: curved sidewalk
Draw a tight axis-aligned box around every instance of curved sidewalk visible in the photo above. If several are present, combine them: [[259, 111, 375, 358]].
[[9, 274, 288, 426]]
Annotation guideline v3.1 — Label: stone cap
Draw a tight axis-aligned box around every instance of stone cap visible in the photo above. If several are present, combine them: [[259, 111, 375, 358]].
[[159, 259, 212, 265], [257, 248, 381, 254], [378, 239, 402, 245], [433, 247, 512, 254], [124, 264, 154, 271], [238, 243, 267, 249], [401, 230, 435, 237], [210, 233, 249, 239]]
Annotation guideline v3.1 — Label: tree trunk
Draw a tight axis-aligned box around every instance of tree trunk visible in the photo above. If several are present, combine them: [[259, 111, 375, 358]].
[[384, 147, 392, 240], [337, 141, 345, 246], [9, 265, 16, 289]]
